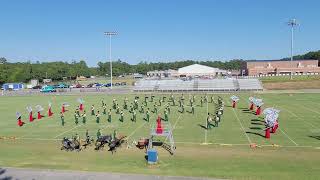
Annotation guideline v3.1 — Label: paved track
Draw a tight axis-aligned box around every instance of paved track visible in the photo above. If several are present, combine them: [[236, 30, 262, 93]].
[[0, 167, 224, 180]]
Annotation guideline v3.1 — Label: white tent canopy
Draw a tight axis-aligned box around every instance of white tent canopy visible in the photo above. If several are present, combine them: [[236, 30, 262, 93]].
[[178, 64, 226, 76]]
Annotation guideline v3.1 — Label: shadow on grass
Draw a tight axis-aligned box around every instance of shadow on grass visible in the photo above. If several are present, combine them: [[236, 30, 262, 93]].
[[246, 131, 265, 138], [309, 135, 320, 141], [242, 111, 256, 115], [250, 127, 263, 130], [242, 109, 251, 112], [251, 119, 264, 123], [198, 124, 207, 130], [251, 122, 264, 126]]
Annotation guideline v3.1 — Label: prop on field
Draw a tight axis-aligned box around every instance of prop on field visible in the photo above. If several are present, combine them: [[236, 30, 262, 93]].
[[253, 98, 263, 116], [149, 119, 175, 155], [26, 106, 33, 122], [60, 136, 81, 151], [263, 108, 280, 135], [262, 108, 280, 139], [48, 102, 53, 117], [16, 112, 25, 127], [61, 102, 70, 113], [230, 95, 239, 108], [35, 105, 44, 119], [136, 138, 149, 150], [249, 97, 255, 110], [156, 115, 163, 134], [95, 135, 112, 150], [77, 98, 85, 111], [108, 135, 127, 154]]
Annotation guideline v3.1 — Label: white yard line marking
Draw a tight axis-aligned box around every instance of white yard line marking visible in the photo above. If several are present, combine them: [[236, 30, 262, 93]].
[[300, 106, 320, 115], [53, 124, 83, 138], [279, 128, 298, 146], [127, 122, 147, 139], [126, 105, 165, 140], [237, 94, 301, 146], [232, 108, 252, 144], [278, 105, 319, 129], [164, 111, 182, 143]]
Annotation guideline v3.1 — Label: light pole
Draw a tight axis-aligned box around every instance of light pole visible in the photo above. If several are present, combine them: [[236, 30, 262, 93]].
[[287, 19, 299, 80], [104, 31, 117, 89]]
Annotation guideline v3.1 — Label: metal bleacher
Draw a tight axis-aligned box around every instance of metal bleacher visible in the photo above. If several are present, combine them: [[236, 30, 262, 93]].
[[197, 79, 237, 91], [237, 79, 263, 91], [133, 78, 263, 92]]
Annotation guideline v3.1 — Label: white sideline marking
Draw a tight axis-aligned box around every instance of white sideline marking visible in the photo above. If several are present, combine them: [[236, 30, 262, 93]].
[[54, 124, 83, 138], [232, 108, 252, 144], [279, 128, 298, 146]]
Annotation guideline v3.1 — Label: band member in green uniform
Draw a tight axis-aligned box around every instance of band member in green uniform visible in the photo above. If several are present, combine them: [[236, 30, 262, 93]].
[[96, 129, 101, 139], [108, 109, 112, 122], [166, 104, 170, 114], [200, 97, 204, 107], [131, 110, 137, 122], [82, 110, 86, 124], [191, 104, 195, 114], [60, 112, 65, 126], [96, 111, 100, 123], [116, 105, 120, 114], [145, 109, 150, 122], [91, 105, 95, 116], [112, 99, 117, 109], [180, 104, 185, 113], [207, 113, 213, 129], [76, 108, 80, 117], [164, 109, 169, 121], [140, 105, 144, 113], [153, 104, 158, 114], [210, 96, 214, 103], [101, 99, 105, 106], [103, 104, 107, 115], [74, 110, 79, 125], [119, 110, 124, 122]]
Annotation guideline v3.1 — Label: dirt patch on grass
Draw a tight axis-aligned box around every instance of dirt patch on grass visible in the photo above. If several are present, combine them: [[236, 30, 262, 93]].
[[263, 80, 320, 90]]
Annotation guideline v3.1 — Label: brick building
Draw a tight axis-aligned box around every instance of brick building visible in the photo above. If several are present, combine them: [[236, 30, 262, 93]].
[[242, 59, 320, 76]]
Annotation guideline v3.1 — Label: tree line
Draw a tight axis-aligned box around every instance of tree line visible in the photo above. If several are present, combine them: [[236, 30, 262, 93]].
[[1, 49, 319, 84], [282, 50, 320, 61]]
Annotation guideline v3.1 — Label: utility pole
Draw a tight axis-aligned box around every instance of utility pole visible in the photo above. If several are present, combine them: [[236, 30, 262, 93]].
[[104, 32, 117, 89], [287, 19, 299, 80]]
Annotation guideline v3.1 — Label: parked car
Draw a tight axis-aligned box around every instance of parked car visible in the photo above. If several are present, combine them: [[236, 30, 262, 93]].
[[87, 83, 94, 88], [104, 83, 111, 87], [32, 85, 42, 89], [75, 84, 83, 88], [40, 86, 56, 93], [120, 82, 127, 86], [94, 83, 103, 87], [115, 82, 121, 86]]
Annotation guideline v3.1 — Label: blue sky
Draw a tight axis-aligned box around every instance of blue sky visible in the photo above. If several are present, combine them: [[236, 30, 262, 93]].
[[0, 0, 319, 66]]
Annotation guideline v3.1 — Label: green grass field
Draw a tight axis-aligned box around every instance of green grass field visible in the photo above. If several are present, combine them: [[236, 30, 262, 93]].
[[259, 75, 320, 83], [1, 92, 320, 180]]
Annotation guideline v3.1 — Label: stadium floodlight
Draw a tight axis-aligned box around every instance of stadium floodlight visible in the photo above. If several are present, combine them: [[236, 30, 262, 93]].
[[104, 31, 117, 89], [287, 19, 299, 80]]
